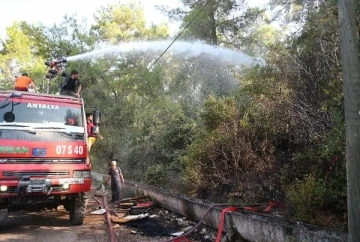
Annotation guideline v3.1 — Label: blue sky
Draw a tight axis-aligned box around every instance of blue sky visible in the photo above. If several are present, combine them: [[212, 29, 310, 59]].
[[0, 0, 268, 39]]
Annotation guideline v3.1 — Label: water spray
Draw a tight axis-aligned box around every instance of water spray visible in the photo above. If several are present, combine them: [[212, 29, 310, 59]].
[[65, 41, 265, 67]]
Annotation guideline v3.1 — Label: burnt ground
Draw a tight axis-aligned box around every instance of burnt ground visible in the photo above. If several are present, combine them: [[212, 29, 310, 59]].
[[107, 187, 217, 242], [121, 207, 215, 241], [0, 187, 218, 242]]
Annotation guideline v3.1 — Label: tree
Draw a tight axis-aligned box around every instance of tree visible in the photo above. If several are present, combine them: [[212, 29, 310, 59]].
[[0, 22, 47, 90], [161, 0, 264, 48], [338, 0, 360, 240], [93, 2, 169, 44]]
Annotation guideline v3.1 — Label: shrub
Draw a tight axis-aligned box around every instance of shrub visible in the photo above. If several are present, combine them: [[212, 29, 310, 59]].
[[181, 95, 277, 201], [285, 174, 326, 223], [145, 164, 167, 186]]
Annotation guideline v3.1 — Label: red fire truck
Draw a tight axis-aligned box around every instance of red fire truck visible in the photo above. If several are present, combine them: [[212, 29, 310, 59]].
[[0, 90, 99, 225]]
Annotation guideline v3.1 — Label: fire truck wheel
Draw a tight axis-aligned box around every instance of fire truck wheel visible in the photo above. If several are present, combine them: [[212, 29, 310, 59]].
[[0, 209, 8, 227], [69, 194, 86, 225]]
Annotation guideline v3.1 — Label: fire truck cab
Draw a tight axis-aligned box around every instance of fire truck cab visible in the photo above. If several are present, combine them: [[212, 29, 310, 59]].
[[0, 91, 99, 225]]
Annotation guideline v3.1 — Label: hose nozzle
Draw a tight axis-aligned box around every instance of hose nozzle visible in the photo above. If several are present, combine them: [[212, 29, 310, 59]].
[[44, 57, 67, 67]]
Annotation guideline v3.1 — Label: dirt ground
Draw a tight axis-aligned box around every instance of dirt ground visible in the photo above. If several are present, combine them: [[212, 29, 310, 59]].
[[0, 188, 216, 242], [0, 206, 108, 242]]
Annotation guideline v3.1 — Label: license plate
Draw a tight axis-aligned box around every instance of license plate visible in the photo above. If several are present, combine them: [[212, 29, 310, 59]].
[[59, 178, 84, 185], [32, 148, 46, 156], [30, 179, 45, 185]]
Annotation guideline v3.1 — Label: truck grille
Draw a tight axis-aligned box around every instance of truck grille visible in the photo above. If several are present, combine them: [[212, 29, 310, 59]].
[[0, 185, 67, 195], [2, 171, 70, 177], [4, 158, 85, 163]]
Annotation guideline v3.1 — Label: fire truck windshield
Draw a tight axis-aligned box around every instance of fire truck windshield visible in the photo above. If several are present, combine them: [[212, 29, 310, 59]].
[[0, 100, 83, 127]]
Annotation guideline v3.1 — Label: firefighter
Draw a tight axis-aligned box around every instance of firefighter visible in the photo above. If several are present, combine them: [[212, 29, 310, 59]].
[[14, 73, 37, 93], [57, 68, 82, 97], [106, 160, 125, 203], [86, 113, 103, 151]]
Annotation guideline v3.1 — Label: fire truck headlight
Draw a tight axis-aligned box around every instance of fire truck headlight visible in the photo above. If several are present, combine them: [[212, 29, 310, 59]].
[[63, 184, 70, 189], [0, 185, 7, 192], [73, 170, 91, 178]]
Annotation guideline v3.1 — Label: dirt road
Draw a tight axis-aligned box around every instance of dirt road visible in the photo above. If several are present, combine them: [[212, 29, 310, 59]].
[[0, 199, 211, 242], [0, 181, 216, 242], [0, 205, 181, 242], [0, 204, 111, 242]]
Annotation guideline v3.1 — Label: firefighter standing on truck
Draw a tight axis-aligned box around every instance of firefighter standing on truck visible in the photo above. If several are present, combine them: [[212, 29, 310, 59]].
[[86, 113, 103, 151], [14, 73, 37, 93], [55, 65, 81, 97]]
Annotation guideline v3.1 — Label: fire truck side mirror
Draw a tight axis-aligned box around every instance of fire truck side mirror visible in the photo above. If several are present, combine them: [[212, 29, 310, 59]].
[[91, 126, 100, 134], [93, 110, 101, 125]]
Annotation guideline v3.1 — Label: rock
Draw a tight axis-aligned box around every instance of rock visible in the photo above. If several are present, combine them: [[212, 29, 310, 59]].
[[91, 208, 106, 215], [182, 226, 193, 232], [171, 231, 185, 236]]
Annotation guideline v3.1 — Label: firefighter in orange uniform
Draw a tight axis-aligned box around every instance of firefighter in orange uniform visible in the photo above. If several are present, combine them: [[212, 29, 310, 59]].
[[14, 73, 37, 93]]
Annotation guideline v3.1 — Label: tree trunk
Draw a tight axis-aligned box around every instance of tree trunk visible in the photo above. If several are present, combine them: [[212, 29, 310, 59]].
[[338, 1, 360, 241], [208, 1, 218, 45]]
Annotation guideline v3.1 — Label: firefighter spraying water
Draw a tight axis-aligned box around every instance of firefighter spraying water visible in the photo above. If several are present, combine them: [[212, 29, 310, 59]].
[[41, 57, 82, 97]]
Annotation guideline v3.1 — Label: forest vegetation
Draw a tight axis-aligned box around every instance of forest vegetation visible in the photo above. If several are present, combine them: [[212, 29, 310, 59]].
[[0, 0, 350, 231]]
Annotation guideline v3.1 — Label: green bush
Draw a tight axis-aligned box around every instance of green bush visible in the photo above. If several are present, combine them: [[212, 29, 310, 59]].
[[181, 95, 277, 201], [145, 164, 167, 186], [286, 174, 326, 223]]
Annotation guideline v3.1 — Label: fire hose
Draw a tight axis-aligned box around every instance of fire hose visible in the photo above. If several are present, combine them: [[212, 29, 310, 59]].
[[93, 194, 118, 242], [165, 201, 282, 242], [163, 204, 236, 242]]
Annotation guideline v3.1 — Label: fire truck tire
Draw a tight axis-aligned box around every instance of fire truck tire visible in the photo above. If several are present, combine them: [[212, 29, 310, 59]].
[[70, 194, 86, 225], [0, 210, 8, 227]]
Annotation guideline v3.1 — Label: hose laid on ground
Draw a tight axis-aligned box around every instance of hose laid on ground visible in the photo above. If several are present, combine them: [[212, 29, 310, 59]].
[[215, 206, 240, 242], [164, 203, 236, 242], [165, 202, 278, 242], [93, 195, 118, 242], [92, 195, 103, 207]]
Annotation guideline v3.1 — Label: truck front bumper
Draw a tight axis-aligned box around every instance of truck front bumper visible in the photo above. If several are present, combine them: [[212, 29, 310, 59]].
[[0, 177, 91, 196]]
